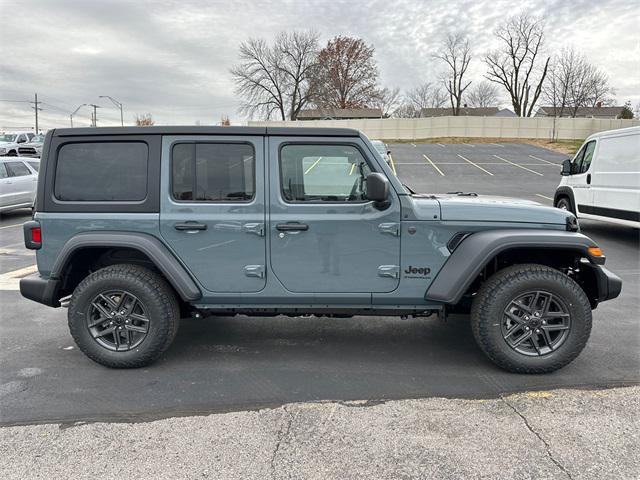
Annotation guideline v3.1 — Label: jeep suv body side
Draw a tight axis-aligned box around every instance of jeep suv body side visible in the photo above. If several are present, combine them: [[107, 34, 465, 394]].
[[21, 126, 622, 372]]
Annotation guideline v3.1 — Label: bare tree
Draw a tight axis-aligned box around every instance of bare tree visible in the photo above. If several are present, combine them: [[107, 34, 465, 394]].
[[312, 36, 379, 109], [231, 31, 319, 120], [406, 82, 447, 111], [484, 13, 550, 117], [134, 113, 154, 126], [466, 81, 500, 108], [544, 47, 615, 117], [371, 87, 402, 117], [434, 33, 472, 116]]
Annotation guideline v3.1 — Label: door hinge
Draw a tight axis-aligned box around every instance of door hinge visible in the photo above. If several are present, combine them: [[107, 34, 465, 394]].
[[243, 222, 264, 237], [378, 222, 400, 236], [244, 265, 265, 278], [378, 265, 399, 278]]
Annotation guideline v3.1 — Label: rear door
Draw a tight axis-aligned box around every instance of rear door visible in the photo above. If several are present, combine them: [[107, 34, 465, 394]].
[[4, 160, 36, 204], [268, 136, 401, 298], [160, 136, 267, 293]]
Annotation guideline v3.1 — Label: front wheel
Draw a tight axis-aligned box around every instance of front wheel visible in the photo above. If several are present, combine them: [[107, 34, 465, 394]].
[[470, 264, 592, 373], [68, 264, 180, 368], [555, 196, 574, 214]]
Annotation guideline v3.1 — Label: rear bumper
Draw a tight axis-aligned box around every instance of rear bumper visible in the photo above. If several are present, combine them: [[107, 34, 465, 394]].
[[590, 264, 622, 302], [19, 274, 61, 307]]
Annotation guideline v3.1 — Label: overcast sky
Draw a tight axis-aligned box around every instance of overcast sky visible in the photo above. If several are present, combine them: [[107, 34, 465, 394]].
[[1, 0, 638, 130]]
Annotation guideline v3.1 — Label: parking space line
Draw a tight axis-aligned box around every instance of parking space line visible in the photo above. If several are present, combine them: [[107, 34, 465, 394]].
[[494, 155, 543, 176], [0, 223, 23, 230], [456, 154, 493, 176], [465, 144, 475, 147], [388, 153, 398, 175], [437, 144, 446, 148], [0, 264, 37, 291], [535, 194, 554, 201], [529, 154, 560, 165], [349, 163, 355, 175], [411, 143, 417, 148], [304, 157, 322, 175], [490, 143, 505, 148], [422, 154, 445, 176]]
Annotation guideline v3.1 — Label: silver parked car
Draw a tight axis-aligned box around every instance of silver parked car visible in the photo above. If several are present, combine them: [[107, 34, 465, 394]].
[[0, 158, 38, 213], [370, 139, 391, 165], [18, 133, 45, 157]]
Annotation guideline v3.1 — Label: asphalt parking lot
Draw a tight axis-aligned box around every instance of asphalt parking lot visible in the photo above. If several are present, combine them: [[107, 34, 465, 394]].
[[0, 142, 638, 427]]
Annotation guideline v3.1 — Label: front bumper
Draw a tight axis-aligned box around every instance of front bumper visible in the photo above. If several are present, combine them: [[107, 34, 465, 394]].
[[588, 264, 622, 302], [19, 274, 61, 307]]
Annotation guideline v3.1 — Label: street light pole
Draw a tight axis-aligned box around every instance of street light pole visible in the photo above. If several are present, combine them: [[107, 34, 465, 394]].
[[87, 104, 100, 127], [99, 95, 124, 126], [70, 104, 88, 127]]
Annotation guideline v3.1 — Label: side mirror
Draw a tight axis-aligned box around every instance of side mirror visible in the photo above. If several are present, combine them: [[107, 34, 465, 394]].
[[561, 159, 572, 176], [366, 172, 390, 208]]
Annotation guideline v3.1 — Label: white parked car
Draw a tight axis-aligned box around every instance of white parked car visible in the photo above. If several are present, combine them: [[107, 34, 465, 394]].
[[0, 132, 35, 157], [0, 158, 38, 213], [554, 126, 639, 228], [18, 133, 45, 157]]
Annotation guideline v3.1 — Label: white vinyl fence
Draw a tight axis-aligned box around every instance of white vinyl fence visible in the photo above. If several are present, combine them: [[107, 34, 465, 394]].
[[249, 116, 639, 141]]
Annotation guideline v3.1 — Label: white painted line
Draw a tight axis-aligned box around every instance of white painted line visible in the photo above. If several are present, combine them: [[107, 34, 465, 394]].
[[395, 162, 426, 165], [411, 143, 417, 148], [494, 155, 544, 176], [422, 154, 445, 176], [437, 143, 446, 148], [465, 144, 475, 147], [388, 153, 398, 175], [0, 223, 23, 230], [456, 154, 494, 176], [0, 264, 37, 291], [529, 154, 559, 166], [490, 143, 505, 148], [535, 194, 554, 201], [304, 156, 322, 175]]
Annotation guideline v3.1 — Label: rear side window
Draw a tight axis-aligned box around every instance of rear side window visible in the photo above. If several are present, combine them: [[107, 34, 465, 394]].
[[171, 143, 255, 202], [54, 142, 148, 201], [27, 161, 40, 172], [0, 163, 7, 179], [5, 161, 32, 177]]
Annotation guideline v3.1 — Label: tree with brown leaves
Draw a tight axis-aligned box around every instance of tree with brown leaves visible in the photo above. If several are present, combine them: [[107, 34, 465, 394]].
[[134, 113, 154, 126], [312, 36, 379, 109]]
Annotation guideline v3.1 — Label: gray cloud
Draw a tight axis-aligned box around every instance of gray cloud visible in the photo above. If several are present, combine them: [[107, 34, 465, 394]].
[[1, 0, 638, 129]]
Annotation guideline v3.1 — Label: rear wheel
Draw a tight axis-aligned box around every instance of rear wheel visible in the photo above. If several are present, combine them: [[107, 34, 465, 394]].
[[68, 264, 180, 368], [471, 264, 592, 373]]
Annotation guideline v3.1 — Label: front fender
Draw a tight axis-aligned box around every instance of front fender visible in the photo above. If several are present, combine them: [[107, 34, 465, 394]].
[[424, 229, 604, 304]]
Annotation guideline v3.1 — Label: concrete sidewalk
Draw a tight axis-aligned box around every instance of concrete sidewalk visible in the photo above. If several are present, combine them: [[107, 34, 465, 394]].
[[1, 386, 638, 480]]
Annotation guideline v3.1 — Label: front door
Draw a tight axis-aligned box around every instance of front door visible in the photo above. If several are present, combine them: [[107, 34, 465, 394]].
[[160, 136, 266, 293], [570, 140, 596, 210], [268, 137, 401, 297]]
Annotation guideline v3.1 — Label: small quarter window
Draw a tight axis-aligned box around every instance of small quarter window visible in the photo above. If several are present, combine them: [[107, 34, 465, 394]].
[[54, 142, 148, 201], [280, 144, 371, 202], [171, 143, 255, 202]]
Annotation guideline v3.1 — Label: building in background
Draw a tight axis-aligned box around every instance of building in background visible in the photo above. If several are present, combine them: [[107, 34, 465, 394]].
[[535, 105, 627, 119], [420, 107, 516, 117]]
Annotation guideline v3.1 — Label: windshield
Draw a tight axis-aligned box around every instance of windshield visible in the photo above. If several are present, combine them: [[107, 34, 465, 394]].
[[0, 134, 17, 142]]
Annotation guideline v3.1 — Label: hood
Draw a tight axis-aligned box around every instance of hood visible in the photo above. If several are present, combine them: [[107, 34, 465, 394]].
[[0, 141, 16, 147], [413, 193, 572, 225]]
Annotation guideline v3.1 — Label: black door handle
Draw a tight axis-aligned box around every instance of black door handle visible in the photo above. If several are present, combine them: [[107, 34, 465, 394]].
[[587, 174, 591, 185], [174, 222, 207, 231], [276, 223, 309, 232]]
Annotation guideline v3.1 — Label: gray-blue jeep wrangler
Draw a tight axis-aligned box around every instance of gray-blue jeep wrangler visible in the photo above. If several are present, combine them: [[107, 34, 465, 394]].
[[20, 127, 622, 372]]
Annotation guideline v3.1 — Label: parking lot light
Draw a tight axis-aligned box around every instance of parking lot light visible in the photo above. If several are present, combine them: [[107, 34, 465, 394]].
[[99, 95, 124, 126]]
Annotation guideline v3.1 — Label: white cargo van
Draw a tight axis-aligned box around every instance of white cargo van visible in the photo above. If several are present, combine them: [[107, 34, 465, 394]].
[[554, 126, 640, 228]]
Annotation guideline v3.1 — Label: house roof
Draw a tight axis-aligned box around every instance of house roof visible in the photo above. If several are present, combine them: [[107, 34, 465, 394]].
[[420, 107, 501, 117], [536, 106, 626, 117], [297, 108, 383, 119]]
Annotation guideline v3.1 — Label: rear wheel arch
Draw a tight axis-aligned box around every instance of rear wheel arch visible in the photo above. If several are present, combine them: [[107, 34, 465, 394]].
[[52, 232, 201, 303]]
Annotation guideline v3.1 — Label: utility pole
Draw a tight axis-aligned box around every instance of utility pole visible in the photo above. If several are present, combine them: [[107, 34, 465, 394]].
[[70, 104, 87, 127], [87, 104, 100, 127], [99, 96, 124, 126], [31, 93, 42, 133]]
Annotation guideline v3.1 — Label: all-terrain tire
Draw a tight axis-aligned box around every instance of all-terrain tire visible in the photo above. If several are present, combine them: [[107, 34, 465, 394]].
[[68, 264, 180, 368], [470, 264, 592, 373], [555, 196, 575, 214]]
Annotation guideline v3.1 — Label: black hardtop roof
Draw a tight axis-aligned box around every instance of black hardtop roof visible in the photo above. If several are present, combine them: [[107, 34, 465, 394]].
[[52, 126, 361, 137]]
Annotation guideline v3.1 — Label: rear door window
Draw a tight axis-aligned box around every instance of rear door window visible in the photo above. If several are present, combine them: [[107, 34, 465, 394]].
[[5, 161, 32, 177], [171, 143, 255, 202], [0, 163, 7, 179], [54, 142, 148, 201]]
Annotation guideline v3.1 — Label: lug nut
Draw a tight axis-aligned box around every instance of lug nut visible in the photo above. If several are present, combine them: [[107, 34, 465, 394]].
[[111, 312, 115, 316], [525, 326, 530, 331], [542, 320, 547, 325], [534, 312, 541, 317], [535, 329, 540, 333]]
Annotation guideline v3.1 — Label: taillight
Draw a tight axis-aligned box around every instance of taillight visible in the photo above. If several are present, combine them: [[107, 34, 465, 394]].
[[23, 220, 42, 250]]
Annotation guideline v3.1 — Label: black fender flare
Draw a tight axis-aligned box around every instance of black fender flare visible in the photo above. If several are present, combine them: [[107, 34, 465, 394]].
[[424, 229, 601, 304], [553, 186, 576, 213], [51, 231, 201, 301]]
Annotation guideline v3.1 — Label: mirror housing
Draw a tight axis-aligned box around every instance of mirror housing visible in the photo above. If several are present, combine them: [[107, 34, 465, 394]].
[[366, 172, 390, 208], [561, 159, 572, 176], [386, 150, 391, 155]]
